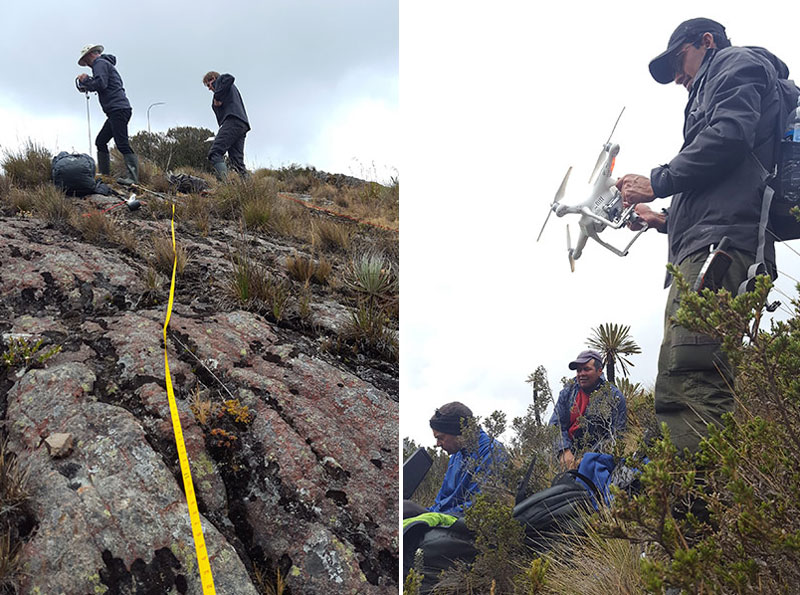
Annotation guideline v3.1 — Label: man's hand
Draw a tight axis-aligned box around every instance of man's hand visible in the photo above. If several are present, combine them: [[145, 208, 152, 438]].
[[630, 204, 667, 232], [78, 74, 89, 82], [616, 173, 656, 207], [559, 449, 577, 471], [213, 100, 222, 107]]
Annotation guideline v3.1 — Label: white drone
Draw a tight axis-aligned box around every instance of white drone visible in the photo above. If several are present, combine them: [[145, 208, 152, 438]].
[[536, 108, 649, 271]]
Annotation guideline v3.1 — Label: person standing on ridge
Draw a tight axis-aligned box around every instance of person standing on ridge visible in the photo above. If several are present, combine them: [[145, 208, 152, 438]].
[[616, 18, 799, 452], [203, 71, 251, 181], [77, 44, 138, 185]]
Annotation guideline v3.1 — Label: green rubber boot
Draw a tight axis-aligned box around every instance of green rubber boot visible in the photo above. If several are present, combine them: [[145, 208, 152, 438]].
[[117, 153, 139, 186], [97, 150, 111, 176], [212, 161, 228, 182]]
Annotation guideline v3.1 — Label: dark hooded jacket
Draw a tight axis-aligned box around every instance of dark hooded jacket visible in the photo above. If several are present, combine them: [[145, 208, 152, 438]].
[[211, 74, 250, 131], [650, 46, 799, 271], [80, 54, 131, 114]]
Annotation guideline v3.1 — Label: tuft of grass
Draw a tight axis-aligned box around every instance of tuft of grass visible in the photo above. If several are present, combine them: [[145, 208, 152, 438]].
[[242, 196, 272, 230], [0, 439, 29, 593], [144, 265, 167, 292], [77, 210, 119, 244], [340, 303, 398, 362], [312, 256, 332, 285], [29, 184, 75, 224], [150, 233, 188, 276], [226, 246, 290, 321], [5, 187, 36, 215], [1, 140, 53, 188], [286, 252, 315, 285], [311, 218, 352, 252]]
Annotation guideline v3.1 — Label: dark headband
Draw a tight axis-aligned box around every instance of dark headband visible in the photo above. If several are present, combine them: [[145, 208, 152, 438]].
[[429, 409, 469, 435]]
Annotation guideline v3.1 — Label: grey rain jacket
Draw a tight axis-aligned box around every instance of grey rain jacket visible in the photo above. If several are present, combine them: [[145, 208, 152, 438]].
[[80, 54, 131, 115], [650, 46, 794, 271], [211, 74, 251, 131]]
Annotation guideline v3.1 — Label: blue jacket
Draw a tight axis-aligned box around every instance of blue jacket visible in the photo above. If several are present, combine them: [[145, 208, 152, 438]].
[[428, 428, 504, 516], [80, 54, 131, 114], [548, 377, 626, 455], [212, 74, 251, 131]]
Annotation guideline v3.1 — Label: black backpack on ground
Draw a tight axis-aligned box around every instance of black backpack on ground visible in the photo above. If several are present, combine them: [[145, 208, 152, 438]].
[[403, 517, 478, 595], [512, 469, 603, 552], [51, 152, 110, 196]]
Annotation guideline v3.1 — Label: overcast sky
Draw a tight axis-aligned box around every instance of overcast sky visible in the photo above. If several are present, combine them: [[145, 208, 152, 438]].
[[401, 1, 800, 446], [0, 1, 398, 182]]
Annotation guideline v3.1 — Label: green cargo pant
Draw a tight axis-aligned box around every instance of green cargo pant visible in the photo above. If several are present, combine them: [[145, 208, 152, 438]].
[[654, 247, 756, 453]]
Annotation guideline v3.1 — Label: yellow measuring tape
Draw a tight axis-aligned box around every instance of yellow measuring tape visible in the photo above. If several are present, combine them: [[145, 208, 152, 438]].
[[163, 203, 217, 593]]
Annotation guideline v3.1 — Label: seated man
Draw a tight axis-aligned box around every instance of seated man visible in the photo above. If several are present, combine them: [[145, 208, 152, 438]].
[[549, 350, 627, 469], [405, 402, 505, 518]]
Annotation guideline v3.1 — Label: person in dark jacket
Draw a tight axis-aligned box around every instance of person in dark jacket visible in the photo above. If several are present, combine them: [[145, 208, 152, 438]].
[[203, 71, 251, 181], [77, 44, 138, 185], [549, 350, 627, 469], [616, 18, 799, 452]]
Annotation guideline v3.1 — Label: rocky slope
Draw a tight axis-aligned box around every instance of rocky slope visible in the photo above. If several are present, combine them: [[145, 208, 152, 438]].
[[0, 185, 398, 594]]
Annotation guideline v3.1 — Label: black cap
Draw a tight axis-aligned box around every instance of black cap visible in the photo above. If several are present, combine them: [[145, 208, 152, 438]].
[[649, 18, 726, 84], [568, 349, 603, 370]]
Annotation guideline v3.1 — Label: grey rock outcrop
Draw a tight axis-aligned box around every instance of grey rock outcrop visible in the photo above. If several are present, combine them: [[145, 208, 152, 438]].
[[0, 196, 398, 595]]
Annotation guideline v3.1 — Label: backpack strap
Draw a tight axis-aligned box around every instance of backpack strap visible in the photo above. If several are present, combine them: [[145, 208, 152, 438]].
[[739, 77, 783, 296], [566, 469, 605, 507]]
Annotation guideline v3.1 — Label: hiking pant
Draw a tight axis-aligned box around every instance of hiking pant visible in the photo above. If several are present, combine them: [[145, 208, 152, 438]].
[[654, 246, 756, 453], [208, 117, 248, 174], [96, 108, 134, 155]]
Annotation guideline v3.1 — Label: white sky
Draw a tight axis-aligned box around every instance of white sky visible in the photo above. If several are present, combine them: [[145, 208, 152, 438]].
[[0, 1, 398, 183], [400, 1, 800, 446]]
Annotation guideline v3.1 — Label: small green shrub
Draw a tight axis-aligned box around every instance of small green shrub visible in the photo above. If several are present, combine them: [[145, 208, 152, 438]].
[[2, 336, 62, 371]]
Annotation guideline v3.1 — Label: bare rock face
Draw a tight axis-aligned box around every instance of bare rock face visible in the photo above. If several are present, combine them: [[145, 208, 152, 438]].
[[0, 209, 398, 594]]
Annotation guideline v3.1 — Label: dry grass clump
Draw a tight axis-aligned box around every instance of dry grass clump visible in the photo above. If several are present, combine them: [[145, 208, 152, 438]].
[[0, 174, 10, 200], [29, 184, 75, 224], [179, 193, 214, 235], [0, 439, 30, 593], [1, 140, 52, 188], [212, 176, 279, 220], [77, 210, 120, 243], [150, 233, 188, 276], [311, 218, 352, 252], [341, 178, 399, 229], [242, 196, 273, 230], [285, 252, 332, 286], [5, 187, 36, 215], [538, 508, 648, 595], [189, 388, 220, 426], [311, 182, 337, 202]]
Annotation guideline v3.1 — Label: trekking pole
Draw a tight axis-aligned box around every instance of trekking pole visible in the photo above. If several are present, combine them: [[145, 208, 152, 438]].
[[76, 77, 92, 160]]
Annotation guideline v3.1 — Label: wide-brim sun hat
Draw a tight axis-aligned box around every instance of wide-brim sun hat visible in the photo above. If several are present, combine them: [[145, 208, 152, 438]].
[[78, 44, 104, 66]]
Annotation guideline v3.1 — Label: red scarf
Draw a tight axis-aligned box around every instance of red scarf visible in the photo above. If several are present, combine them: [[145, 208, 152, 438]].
[[568, 388, 589, 439]]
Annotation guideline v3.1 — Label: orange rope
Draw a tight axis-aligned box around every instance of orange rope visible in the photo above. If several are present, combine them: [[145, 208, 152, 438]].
[[276, 192, 398, 234]]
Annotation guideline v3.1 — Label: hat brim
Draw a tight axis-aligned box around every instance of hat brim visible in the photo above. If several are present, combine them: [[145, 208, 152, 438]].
[[568, 359, 588, 370], [78, 45, 103, 66], [649, 40, 684, 84]]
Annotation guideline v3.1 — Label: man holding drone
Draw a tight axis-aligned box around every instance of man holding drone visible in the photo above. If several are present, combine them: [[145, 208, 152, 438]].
[[615, 18, 797, 452]]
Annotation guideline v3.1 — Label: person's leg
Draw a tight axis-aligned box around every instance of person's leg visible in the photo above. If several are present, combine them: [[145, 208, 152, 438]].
[[654, 248, 753, 452], [227, 130, 248, 177], [95, 118, 113, 175], [107, 109, 138, 184]]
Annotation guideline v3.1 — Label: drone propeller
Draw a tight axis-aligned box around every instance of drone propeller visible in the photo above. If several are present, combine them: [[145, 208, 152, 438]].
[[588, 107, 626, 183], [567, 224, 575, 273], [537, 166, 572, 242]]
